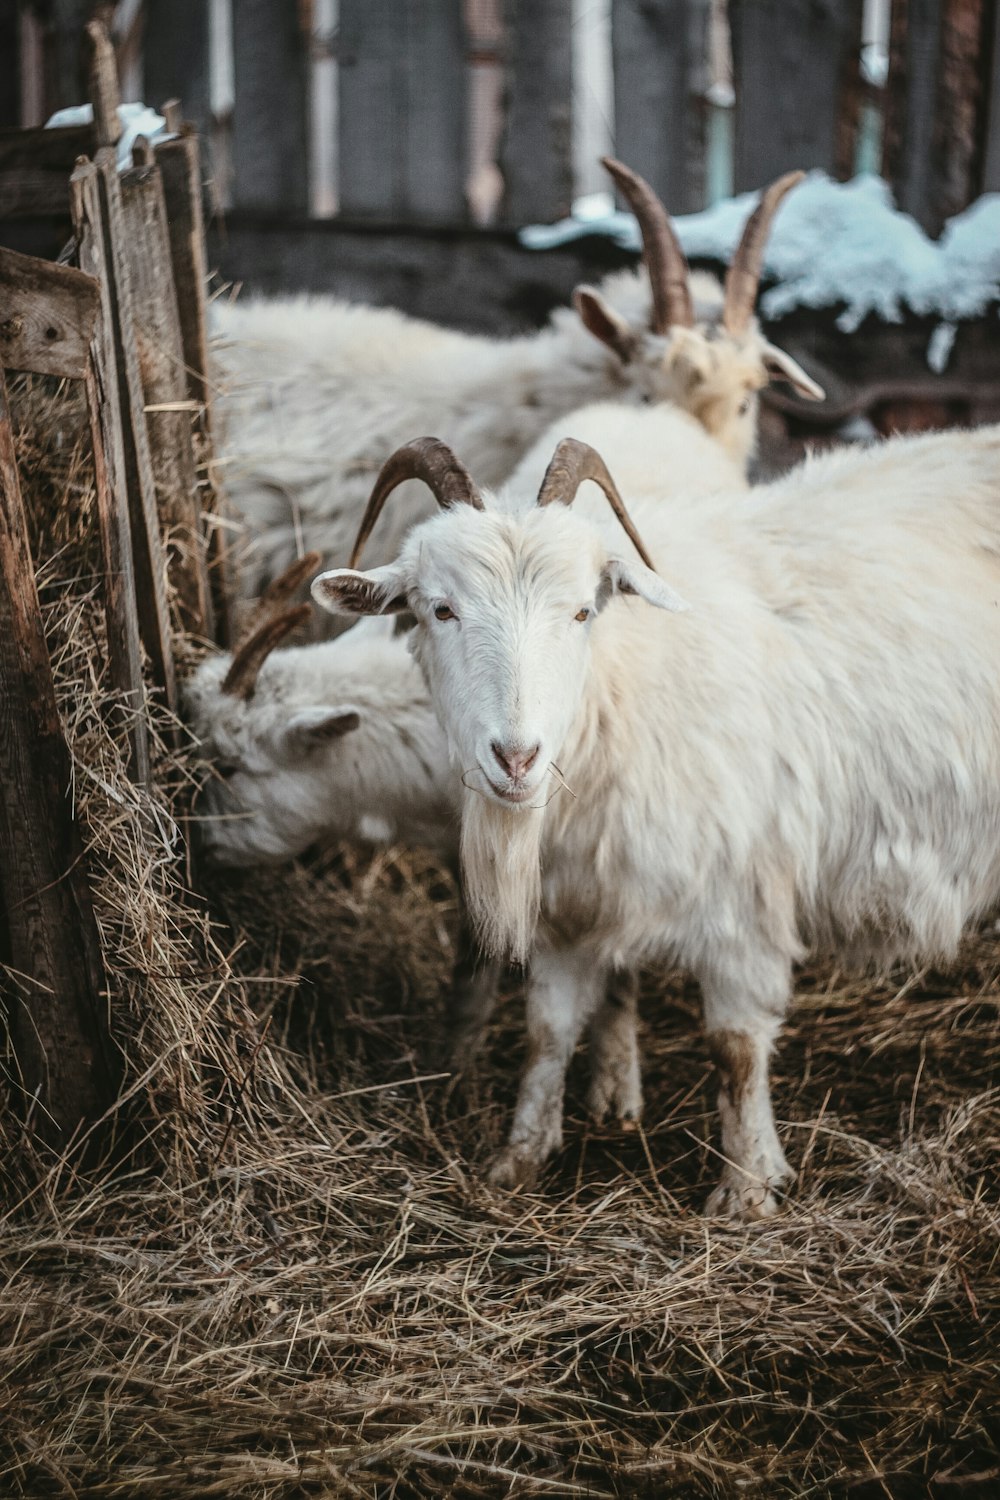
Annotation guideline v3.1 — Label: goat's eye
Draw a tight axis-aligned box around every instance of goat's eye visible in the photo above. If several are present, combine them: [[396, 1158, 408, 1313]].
[[574, 607, 591, 623], [434, 603, 457, 622]]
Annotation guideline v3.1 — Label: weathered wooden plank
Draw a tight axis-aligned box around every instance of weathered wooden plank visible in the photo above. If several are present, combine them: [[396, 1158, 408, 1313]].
[[230, 1, 309, 212], [120, 152, 214, 639], [85, 18, 122, 148], [611, 0, 710, 215], [501, 0, 573, 223], [142, 0, 212, 139], [93, 148, 176, 712], [730, 0, 864, 190], [0, 362, 118, 1145], [155, 126, 236, 647], [338, 0, 468, 220], [983, 0, 1000, 190], [0, 122, 95, 217], [0, 6, 19, 130], [70, 159, 151, 787], [0, 244, 99, 379]]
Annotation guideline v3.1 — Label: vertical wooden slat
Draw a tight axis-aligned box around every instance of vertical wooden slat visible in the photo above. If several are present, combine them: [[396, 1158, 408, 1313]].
[[230, 1, 310, 212], [142, 0, 212, 140], [85, 18, 122, 150], [70, 160, 151, 787], [0, 362, 118, 1145], [501, 0, 573, 223], [0, 6, 20, 129], [93, 148, 176, 713], [983, 0, 1000, 190], [611, 0, 710, 214], [155, 126, 236, 647], [338, 0, 468, 221], [730, 0, 864, 190], [120, 148, 215, 640]]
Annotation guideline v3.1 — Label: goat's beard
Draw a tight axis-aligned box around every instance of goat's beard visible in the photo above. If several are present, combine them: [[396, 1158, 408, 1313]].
[[460, 793, 544, 963]]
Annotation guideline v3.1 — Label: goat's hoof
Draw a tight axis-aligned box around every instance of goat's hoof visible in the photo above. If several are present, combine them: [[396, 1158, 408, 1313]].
[[487, 1147, 542, 1191], [704, 1176, 784, 1222], [587, 1068, 643, 1127]]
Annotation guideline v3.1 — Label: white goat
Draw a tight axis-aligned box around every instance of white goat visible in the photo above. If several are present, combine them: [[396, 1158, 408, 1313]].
[[213, 160, 822, 592], [183, 592, 643, 1115], [313, 429, 1000, 1219]]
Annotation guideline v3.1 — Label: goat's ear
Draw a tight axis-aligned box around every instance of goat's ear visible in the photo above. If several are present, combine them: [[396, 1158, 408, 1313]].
[[573, 285, 638, 363], [761, 342, 825, 401], [598, 557, 690, 613], [283, 706, 361, 756], [312, 565, 408, 617]]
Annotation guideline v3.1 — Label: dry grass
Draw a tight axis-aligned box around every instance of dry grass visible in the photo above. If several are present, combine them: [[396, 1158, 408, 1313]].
[[1, 378, 998, 1499]]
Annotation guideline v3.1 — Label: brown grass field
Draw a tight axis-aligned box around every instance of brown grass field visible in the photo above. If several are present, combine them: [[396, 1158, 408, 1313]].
[[1, 377, 998, 1498]]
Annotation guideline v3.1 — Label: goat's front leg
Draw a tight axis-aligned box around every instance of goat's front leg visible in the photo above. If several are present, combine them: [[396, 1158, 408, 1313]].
[[489, 946, 605, 1189], [700, 948, 792, 1220], [446, 903, 503, 1070], [588, 968, 642, 1124]]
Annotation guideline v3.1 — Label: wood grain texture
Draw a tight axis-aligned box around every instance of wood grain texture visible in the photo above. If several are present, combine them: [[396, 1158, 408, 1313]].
[[0, 243, 100, 379], [120, 161, 214, 639], [611, 0, 710, 215], [70, 158, 151, 788], [0, 362, 118, 1145], [0, 123, 95, 217], [155, 127, 236, 648], [730, 0, 864, 190], [231, 1, 310, 212], [93, 148, 176, 714], [85, 19, 122, 148], [501, 0, 574, 223], [338, 0, 468, 221]]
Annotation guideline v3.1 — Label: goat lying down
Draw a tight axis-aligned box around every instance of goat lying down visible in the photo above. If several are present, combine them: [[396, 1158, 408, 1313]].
[[212, 160, 821, 593], [183, 584, 643, 1119], [314, 428, 1000, 1219]]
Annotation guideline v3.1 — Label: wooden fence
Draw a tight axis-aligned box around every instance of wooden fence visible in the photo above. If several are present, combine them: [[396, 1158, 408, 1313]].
[[5, 1, 1000, 236], [0, 23, 230, 1145]]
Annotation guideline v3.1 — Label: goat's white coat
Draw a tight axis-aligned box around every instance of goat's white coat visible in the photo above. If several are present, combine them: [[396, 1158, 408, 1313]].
[[314, 423, 1000, 1216]]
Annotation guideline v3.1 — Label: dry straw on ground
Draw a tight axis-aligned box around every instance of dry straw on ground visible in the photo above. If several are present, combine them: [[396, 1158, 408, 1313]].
[[1, 377, 998, 1498]]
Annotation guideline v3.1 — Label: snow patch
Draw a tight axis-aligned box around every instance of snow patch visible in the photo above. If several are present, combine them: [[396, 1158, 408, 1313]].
[[45, 102, 172, 170], [521, 171, 1000, 332]]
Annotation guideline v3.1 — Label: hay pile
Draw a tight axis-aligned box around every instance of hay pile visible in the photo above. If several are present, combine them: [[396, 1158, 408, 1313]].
[[1, 377, 999, 1498]]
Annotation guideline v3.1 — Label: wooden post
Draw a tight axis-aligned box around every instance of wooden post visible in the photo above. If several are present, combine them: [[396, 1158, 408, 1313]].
[[982, 0, 1000, 190], [338, 0, 468, 221], [156, 125, 237, 647], [120, 144, 214, 640], [611, 0, 711, 215], [141, 0, 212, 142], [730, 0, 864, 190], [70, 159, 152, 787], [0, 361, 118, 1146], [85, 19, 122, 150], [91, 147, 176, 712], [500, 0, 573, 223]]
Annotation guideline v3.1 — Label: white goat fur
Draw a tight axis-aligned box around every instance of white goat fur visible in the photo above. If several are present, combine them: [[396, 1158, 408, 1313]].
[[212, 268, 808, 590], [314, 423, 1000, 1218]]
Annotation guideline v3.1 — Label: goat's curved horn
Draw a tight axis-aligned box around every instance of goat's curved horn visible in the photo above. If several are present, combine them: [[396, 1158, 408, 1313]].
[[349, 437, 483, 568], [601, 156, 693, 333], [257, 550, 323, 618], [723, 170, 804, 335], [536, 438, 656, 571], [221, 603, 311, 700]]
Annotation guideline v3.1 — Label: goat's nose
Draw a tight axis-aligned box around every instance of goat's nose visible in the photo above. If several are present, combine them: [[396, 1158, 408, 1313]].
[[491, 740, 540, 782]]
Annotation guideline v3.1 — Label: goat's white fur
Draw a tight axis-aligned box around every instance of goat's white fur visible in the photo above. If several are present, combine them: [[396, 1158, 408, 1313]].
[[212, 268, 814, 591], [182, 616, 641, 1114], [314, 423, 1000, 1218]]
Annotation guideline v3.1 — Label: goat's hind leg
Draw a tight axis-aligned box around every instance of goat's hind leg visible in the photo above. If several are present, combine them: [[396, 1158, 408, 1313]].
[[701, 947, 792, 1220], [489, 946, 605, 1189]]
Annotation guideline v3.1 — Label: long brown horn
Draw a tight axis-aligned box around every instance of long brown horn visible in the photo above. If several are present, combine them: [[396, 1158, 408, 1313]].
[[723, 170, 804, 335], [349, 437, 483, 568], [221, 603, 311, 700], [258, 549, 323, 617], [601, 155, 693, 333], [536, 438, 656, 571]]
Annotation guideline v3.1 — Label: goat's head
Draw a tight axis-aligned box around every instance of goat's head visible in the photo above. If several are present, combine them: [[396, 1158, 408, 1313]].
[[183, 554, 386, 865], [313, 438, 686, 815], [573, 158, 824, 466]]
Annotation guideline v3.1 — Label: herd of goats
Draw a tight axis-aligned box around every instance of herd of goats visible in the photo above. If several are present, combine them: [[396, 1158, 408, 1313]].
[[180, 159, 1000, 1220]]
